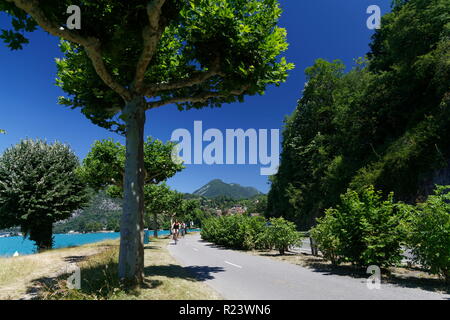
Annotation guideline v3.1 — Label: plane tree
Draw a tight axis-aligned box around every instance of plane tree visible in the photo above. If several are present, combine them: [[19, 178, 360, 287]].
[[80, 138, 184, 239], [177, 198, 201, 224], [79, 137, 183, 197], [0, 139, 88, 251], [143, 183, 182, 237], [79, 137, 184, 278], [0, 0, 293, 284]]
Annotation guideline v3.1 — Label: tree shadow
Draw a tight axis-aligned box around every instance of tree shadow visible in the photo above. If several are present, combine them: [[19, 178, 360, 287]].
[[144, 244, 159, 251], [26, 240, 224, 299], [202, 242, 248, 252], [63, 255, 88, 263], [27, 258, 166, 299], [27, 256, 125, 299], [144, 264, 224, 282], [254, 249, 449, 295], [302, 257, 449, 295], [382, 273, 450, 295], [257, 250, 307, 258], [25, 246, 129, 299]]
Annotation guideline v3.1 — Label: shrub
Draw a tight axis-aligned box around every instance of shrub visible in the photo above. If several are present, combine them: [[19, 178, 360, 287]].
[[218, 215, 266, 250], [258, 217, 301, 255], [311, 186, 406, 267], [201, 215, 295, 252], [201, 217, 222, 243], [239, 215, 267, 250], [310, 211, 341, 264], [408, 185, 450, 283]]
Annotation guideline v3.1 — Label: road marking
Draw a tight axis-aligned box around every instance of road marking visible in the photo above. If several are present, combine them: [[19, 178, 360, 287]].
[[225, 261, 242, 269], [192, 248, 199, 252]]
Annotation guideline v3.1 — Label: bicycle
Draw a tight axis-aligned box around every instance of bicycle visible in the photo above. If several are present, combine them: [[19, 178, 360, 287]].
[[173, 229, 178, 245]]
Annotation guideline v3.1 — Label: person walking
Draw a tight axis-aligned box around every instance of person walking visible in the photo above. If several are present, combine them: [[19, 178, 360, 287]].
[[181, 222, 186, 237]]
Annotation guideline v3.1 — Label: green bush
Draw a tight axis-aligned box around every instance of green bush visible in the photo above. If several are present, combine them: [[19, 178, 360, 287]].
[[221, 215, 266, 250], [201, 215, 297, 252], [258, 217, 301, 254], [408, 185, 450, 283], [310, 212, 340, 265], [239, 215, 267, 250], [200, 217, 222, 243], [311, 186, 406, 267]]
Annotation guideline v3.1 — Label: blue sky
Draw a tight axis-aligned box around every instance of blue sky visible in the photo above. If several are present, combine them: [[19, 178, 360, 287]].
[[0, 0, 391, 194]]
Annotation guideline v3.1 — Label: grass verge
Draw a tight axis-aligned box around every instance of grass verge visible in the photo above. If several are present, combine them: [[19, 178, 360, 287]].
[[0, 240, 113, 300], [38, 236, 222, 300]]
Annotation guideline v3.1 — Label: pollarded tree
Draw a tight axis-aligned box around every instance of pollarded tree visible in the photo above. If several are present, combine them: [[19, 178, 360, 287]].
[[0, 139, 88, 251], [143, 183, 182, 237], [80, 137, 184, 270], [178, 198, 201, 219], [79, 137, 183, 196], [1, 0, 293, 284]]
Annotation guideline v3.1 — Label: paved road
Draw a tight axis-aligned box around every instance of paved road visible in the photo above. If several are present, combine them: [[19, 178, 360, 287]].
[[293, 239, 414, 263], [168, 234, 449, 300]]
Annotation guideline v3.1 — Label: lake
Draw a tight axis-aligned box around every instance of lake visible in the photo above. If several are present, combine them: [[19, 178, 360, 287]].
[[0, 229, 200, 257]]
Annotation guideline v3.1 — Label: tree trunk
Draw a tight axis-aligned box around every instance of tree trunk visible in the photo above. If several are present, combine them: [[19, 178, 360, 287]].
[[118, 96, 146, 286], [30, 221, 53, 253], [153, 212, 158, 238]]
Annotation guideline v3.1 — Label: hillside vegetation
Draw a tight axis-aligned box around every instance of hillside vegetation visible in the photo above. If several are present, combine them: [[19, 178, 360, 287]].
[[267, 0, 450, 229], [193, 179, 262, 200], [53, 191, 122, 234]]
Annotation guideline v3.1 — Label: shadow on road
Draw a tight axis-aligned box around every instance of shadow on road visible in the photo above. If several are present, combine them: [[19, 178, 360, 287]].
[[200, 241, 248, 252], [245, 249, 450, 296], [304, 258, 449, 295], [144, 264, 224, 282]]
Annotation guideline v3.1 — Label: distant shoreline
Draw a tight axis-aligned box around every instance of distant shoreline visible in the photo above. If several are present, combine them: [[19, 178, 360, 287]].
[[55, 230, 118, 235], [1, 228, 199, 238]]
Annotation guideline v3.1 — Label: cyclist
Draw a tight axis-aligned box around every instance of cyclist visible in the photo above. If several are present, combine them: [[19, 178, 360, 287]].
[[172, 220, 180, 244]]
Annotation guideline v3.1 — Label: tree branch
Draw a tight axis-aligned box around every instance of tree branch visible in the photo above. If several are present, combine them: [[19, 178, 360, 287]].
[[145, 171, 165, 184], [8, 0, 132, 101], [146, 86, 250, 109], [144, 70, 224, 96], [143, 57, 223, 96], [134, 0, 166, 92], [84, 39, 132, 101]]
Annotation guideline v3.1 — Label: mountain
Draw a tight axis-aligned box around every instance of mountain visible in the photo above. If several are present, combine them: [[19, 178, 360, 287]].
[[192, 179, 262, 200], [53, 191, 122, 233]]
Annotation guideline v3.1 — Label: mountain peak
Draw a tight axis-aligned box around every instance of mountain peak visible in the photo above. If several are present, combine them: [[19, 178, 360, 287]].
[[193, 179, 262, 200]]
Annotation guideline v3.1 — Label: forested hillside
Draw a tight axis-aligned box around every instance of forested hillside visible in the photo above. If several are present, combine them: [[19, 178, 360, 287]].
[[193, 179, 262, 199], [267, 0, 450, 229], [53, 191, 122, 233]]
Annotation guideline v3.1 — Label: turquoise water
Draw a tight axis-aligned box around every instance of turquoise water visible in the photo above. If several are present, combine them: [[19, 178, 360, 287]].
[[0, 229, 200, 257]]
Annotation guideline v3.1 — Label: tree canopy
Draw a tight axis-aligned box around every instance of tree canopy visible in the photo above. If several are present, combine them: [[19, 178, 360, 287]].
[[1, 0, 293, 131], [1, 0, 293, 284], [143, 183, 181, 233], [79, 137, 184, 195], [0, 139, 88, 250]]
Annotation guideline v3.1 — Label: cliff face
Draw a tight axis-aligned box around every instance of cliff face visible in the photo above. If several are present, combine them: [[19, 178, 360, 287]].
[[417, 160, 450, 202]]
